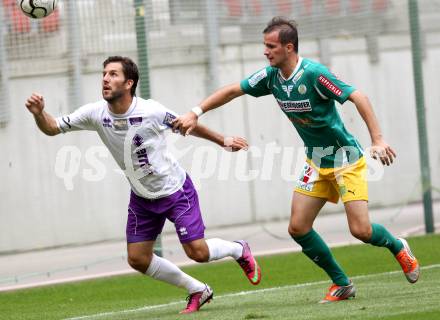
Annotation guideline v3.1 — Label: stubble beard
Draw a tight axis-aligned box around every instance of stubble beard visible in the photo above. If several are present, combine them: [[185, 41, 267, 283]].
[[103, 89, 124, 104]]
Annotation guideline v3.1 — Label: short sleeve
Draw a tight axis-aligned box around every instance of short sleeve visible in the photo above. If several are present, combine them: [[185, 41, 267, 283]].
[[240, 67, 272, 97], [314, 66, 355, 104], [148, 100, 179, 131], [56, 103, 98, 133]]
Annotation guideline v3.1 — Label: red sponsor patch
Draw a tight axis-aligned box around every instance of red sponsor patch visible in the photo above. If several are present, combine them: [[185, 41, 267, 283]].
[[302, 166, 313, 183], [318, 75, 342, 96]]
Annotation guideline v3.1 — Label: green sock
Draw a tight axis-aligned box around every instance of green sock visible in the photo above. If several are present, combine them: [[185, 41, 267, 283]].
[[368, 223, 403, 255], [293, 229, 350, 286]]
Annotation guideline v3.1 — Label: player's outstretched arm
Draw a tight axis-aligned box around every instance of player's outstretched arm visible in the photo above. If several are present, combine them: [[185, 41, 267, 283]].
[[172, 83, 244, 136], [190, 123, 248, 152], [25, 93, 60, 136], [349, 90, 396, 166]]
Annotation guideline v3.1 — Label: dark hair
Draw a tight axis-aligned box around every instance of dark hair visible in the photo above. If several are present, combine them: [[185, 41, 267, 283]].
[[103, 56, 139, 96], [263, 16, 298, 53]]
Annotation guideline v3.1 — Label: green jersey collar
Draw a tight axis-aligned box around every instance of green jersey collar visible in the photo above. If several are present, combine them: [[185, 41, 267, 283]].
[[278, 56, 304, 82]]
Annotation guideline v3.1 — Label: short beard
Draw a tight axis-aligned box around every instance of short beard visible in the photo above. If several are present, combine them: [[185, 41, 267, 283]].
[[103, 90, 124, 104]]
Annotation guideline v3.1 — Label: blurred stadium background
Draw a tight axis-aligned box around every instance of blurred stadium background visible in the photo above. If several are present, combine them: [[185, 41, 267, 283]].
[[0, 0, 438, 285]]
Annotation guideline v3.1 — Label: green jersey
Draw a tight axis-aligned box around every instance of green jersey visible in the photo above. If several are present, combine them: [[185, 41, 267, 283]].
[[240, 57, 363, 168]]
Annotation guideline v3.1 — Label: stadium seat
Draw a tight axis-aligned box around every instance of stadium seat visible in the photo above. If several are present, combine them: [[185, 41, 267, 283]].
[[349, 0, 361, 13], [224, 0, 262, 17], [224, 0, 241, 17], [302, 0, 313, 16], [373, 0, 388, 12], [11, 6, 31, 33], [275, 0, 292, 15], [42, 10, 60, 33], [326, 0, 341, 15], [3, 0, 30, 33]]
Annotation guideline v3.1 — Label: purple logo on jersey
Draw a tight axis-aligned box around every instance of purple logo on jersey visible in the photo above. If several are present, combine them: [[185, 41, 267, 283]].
[[136, 147, 151, 169], [102, 117, 112, 128], [132, 134, 153, 174], [129, 117, 143, 126], [163, 112, 176, 128], [132, 134, 144, 147]]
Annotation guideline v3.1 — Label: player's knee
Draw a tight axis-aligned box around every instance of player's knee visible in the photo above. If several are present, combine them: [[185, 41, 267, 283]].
[[187, 249, 209, 263], [350, 226, 372, 242], [288, 224, 308, 238], [127, 254, 150, 273]]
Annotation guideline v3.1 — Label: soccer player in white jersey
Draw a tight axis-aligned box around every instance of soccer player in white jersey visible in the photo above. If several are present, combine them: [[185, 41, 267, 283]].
[[24, 56, 261, 314]]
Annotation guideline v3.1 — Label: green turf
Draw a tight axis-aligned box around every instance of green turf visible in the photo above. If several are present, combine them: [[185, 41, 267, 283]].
[[1, 234, 439, 320], [98, 267, 440, 320]]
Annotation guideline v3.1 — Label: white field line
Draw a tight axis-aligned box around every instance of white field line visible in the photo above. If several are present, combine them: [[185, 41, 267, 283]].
[[1, 234, 436, 292], [0, 269, 136, 292], [0, 240, 356, 292], [63, 263, 440, 320], [4, 222, 438, 293]]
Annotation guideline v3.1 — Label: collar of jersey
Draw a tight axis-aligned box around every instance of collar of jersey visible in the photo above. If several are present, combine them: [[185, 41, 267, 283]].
[[106, 96, 137, 118], [277, 56, 304, 82]]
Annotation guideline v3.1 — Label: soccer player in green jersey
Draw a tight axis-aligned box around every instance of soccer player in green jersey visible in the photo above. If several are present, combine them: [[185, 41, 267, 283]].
[[173, 16, 420, 302]]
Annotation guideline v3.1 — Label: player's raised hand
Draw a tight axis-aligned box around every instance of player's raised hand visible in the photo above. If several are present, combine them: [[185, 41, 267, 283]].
[[223, 136, 248, 152], [370, 139, 396, 166], [25, 93, 45, 116], [172, 112, 198, 136]]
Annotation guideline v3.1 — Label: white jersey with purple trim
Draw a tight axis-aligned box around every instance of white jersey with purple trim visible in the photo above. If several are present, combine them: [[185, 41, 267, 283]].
[[56, 97, 186, 199]]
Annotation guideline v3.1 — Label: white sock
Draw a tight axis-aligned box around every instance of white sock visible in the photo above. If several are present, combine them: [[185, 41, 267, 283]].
[[145, 254, 205, 294], [206, 238, 243, 261]]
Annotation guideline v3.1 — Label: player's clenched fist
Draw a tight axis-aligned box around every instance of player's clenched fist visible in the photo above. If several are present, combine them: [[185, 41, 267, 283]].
[[25, 93, 45, 116]]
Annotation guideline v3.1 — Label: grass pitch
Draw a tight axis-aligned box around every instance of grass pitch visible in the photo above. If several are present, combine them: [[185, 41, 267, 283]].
[[1, 234, 439, 320]]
